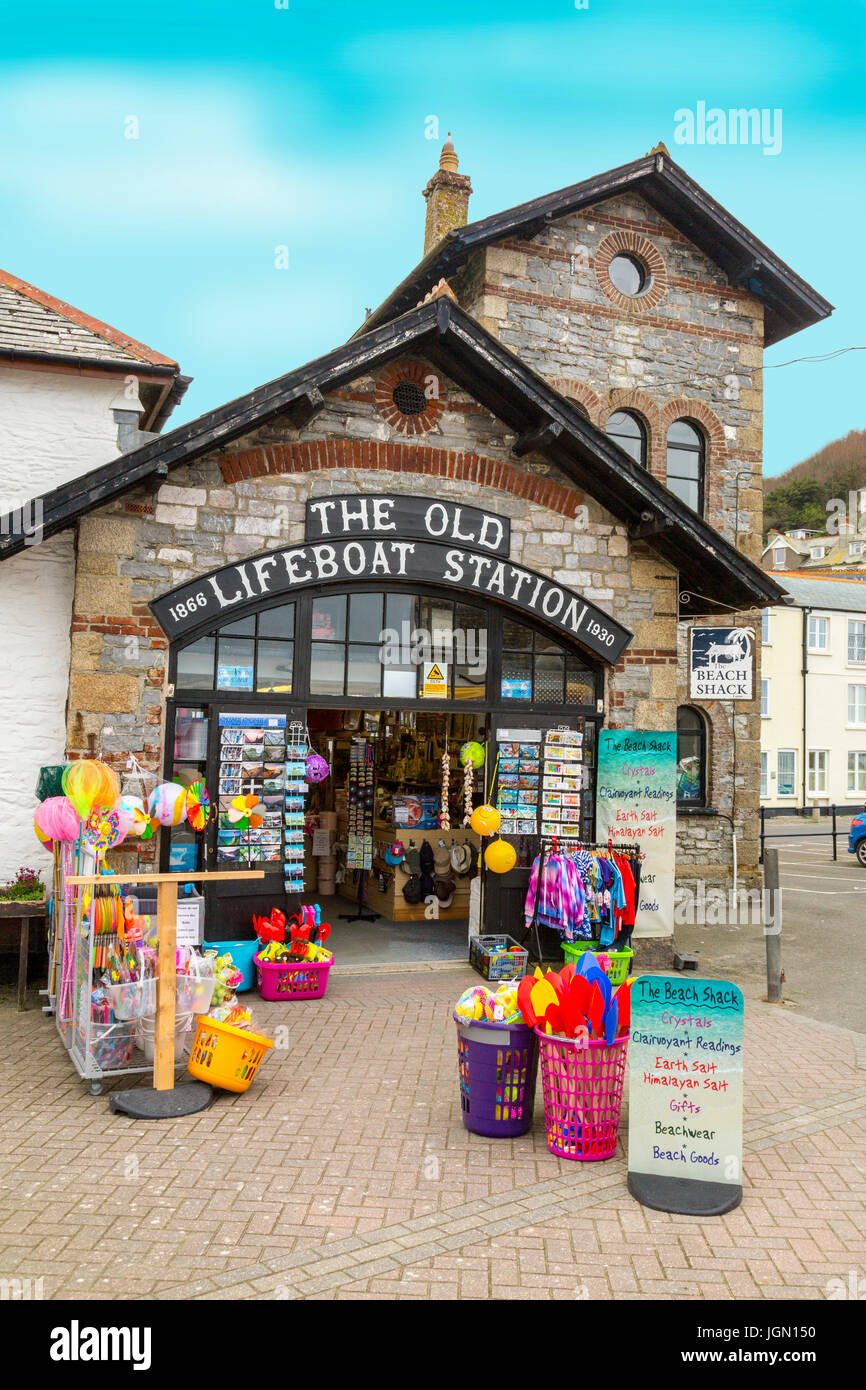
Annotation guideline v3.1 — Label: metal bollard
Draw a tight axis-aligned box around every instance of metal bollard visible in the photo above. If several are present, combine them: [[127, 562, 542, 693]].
[[763, 848, 782, 1003]]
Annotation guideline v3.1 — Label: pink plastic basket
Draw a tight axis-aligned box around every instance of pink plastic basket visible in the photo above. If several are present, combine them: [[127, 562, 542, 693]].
[[536, 1029, 628, 1161], [254, 951, 332, 1002]]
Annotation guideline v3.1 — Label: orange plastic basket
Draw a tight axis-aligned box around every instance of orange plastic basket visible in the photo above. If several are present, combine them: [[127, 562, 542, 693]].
[[187, 1015, 274, 1093]]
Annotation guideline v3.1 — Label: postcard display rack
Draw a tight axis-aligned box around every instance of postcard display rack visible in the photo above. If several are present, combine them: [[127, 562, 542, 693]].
[[217, 714, 309, 892], [494, 726, 585, 839], [341, 737, 379, 924]]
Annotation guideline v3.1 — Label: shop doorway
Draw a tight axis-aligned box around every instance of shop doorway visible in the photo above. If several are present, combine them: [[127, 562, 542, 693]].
[[161, 582, 604, 958]]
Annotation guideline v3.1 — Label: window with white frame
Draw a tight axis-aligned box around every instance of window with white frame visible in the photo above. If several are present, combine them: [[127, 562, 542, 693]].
[[761, 678, 770, 717], [848, 752, 866, 794], [761, 610, 772, 645], [810, 546, 827, 560], [807, 750, 828, 795], [848, 620, 866, 664], [849, 541, 865, 557], [848, 684, 866, 725], [808, 616, 829, 652], [777, 749, 796, 797], [773, 547, 786, 568], [760, 751, 768, 798]]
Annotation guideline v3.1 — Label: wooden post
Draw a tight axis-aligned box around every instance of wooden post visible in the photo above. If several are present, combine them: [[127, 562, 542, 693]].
[[154, 880, 179, 1091]]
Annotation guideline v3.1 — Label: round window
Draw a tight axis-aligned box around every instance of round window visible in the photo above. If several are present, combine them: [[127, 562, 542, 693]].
[[392, 380, 428, 416], [608, 253, 649, 297]]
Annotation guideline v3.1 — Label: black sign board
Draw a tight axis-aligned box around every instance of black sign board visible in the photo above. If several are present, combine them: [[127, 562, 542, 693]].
[[150, 538, 632, 664], [305, 494, 510, 558]]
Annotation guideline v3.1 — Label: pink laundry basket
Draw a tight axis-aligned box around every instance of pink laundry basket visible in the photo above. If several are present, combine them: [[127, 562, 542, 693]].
[[536, 1029, 628, 1161], [254, 951, 332, 1002]]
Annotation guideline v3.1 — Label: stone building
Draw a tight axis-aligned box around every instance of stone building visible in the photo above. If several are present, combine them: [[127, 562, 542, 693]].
[[0, 142, 831, 954]]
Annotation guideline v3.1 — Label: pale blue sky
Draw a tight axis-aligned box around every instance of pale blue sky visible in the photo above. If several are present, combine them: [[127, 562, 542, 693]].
[[1, 0, 862, 475]]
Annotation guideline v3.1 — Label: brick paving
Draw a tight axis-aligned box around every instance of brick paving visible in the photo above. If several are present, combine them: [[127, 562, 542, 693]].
[[0, 964, 863, 1301]]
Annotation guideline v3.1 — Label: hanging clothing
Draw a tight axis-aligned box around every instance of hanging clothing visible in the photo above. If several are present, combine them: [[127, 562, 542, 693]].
[[524, 852, 587, 941]]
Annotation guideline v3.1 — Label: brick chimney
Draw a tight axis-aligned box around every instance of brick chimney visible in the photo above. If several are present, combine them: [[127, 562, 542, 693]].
[[422, 134, 472, 254]]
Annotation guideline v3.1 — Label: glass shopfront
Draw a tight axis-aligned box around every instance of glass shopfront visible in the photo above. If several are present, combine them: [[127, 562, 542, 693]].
[[162, 582, 604, 940]]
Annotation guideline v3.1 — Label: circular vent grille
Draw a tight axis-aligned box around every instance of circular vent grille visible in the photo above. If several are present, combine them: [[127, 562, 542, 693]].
[[392, 380, 428, 416]]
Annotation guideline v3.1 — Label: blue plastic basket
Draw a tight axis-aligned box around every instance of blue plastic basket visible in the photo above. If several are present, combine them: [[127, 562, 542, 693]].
[[202, 938, 258, 992]]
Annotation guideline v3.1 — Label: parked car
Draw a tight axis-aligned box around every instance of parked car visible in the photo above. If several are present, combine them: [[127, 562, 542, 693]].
[[848, 813, 866, 866]]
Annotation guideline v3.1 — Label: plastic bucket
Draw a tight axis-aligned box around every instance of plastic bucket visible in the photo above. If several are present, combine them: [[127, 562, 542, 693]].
[[174, 972, 216, 1014], [203, 939, 258, 992], [104, 977, 157, 1021], [135, 1012, 193, 1064], [536, 1029, 628, 1160], [454, 1016, 538, 1138]]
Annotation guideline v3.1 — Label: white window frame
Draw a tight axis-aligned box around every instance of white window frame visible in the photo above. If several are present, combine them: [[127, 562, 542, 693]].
[[849, 541, 865, 557], [761, 678, 770, 718], [810, 546, 827, 560], [773, 547, 786, 568], [777, 749, 797, 798], [807, 749, 828, 796], [808, 616, 829, 653], [848, 752, 866, 795], [760, 751, 768, 798], [848, 683, 866, 727], [848, 620, 866, 665], [761, 610, 772, 645]]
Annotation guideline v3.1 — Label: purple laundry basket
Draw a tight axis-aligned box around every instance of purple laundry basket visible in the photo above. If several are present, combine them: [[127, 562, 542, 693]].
[[454, 1015, 539, 1138]]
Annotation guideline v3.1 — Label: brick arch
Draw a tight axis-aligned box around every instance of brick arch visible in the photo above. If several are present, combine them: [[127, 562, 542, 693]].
[[657, 398, 727, 523], [604, 389, 662, 479], [218, 439, 586, 520], [548, 378, 602, 427]]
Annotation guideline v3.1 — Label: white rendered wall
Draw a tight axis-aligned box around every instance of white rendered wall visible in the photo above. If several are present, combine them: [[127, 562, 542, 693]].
[[0, 365, 120, 506], [0, 366, 121, 882]]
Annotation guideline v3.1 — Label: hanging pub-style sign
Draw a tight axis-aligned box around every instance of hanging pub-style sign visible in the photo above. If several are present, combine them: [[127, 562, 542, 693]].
[[689, 627, 754, 700]]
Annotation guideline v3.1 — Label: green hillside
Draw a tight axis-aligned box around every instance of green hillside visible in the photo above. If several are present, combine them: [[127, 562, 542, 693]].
[[763, 429, 866, 538]]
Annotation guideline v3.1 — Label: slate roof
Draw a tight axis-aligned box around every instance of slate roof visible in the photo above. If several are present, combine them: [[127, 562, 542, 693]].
[[0, 296, 784, 617], [775, 575, 866, 611], [0, 269, 179, 368], [357, 151, 832, 346]]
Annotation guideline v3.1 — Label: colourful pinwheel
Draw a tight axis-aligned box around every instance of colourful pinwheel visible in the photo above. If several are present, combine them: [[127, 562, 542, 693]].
[[185, 780, 211, 831], [228, 794, 263, 832]]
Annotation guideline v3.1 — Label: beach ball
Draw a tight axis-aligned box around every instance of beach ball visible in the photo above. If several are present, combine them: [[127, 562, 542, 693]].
[[33, 816, 54, 854], [470, 804, 501, 837], [484, 838, 517, 875], [149, 782, 187, 828], [459, 741, 485, 769], [305, 752, 330, 784], [116, 795, 148, 837]]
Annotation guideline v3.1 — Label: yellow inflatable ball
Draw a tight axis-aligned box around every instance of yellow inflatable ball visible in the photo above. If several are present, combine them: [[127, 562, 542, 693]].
[[470, 803, 501, 837], [484, 837, 517, 874]]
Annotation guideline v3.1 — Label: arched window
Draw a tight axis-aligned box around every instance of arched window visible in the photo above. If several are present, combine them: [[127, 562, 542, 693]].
[[666, 419, 705, 514], [676, 706, 707, 808], [606, 410, 647, 468]]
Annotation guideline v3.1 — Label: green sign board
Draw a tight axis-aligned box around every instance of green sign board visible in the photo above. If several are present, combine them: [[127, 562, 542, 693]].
[[627, 974, 744, 1215]]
